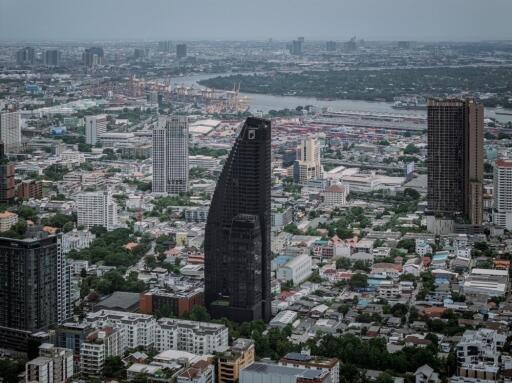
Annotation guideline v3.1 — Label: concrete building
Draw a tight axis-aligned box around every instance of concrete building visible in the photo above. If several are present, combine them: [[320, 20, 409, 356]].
[[0, 211, 18, 232], [293, 137, 322, 184], [16, 47, 35, 65], [322, 184, 348, 207], [276, 253, 313, 285], [61, 229, 95, 254], [76, 190, 118, 231], [139, 288, 204, 317], [85, 115, 107, 146], [279, 353, 339, 383], [26, 357, 54, 383], [80, 327, 124, 376], [152, 116, 189, 195], [43, 50, 61, 67], [0, 112, 21, 152], [176, 44, 187, 59], [217, 338, 255, 383], [83, 47, 104, 67], [84, 310, 156, 350], [0, 142, 15, 204], [36, 343, 74, 383], [493, 159, 512, 230], [155, 318, 229, 354], [272, 206, 293, 228], [240, 362, 330, 383], [177, 360, 215, 383], [426, 98, 483, 234]]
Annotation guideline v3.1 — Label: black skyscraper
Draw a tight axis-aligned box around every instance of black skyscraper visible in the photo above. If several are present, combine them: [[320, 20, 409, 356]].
[[0, 235, 69, 352], [204, 117, 272, 323]]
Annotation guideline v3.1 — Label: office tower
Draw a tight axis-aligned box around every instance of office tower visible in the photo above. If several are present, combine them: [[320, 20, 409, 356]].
[[76, 190, 118, 231], [0, 142, 15, 204], [43, 49, 61, 67], [204, 117, 272, 323], [493, 160, 512, 230], [152, 116, 189, 195], [426, 98, 484, 234], [290, 39, 304, 55], [83, 47, 104, 67], [16, 47, 35, 65], [0, 111, 21, 152], [85, 114, 107, 145], [293, 136, 323, 184], [398, 41, 411, 49], [176, 44, 187, 59], [0, 234, 69, 352], [133, 48, 146, 60], [326, 41, 337, 51], [158, 40, 173, 53]]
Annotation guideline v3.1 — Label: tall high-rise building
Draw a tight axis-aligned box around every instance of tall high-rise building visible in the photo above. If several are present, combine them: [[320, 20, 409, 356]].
[[158, 41, 173, 53], [426, 98, 484, 234], [0, 141, 15, 204], [43, 49, 61, 67], [0, 111, 21, 153], [85, 114, 107, 146], [0, 234, 70, 352], [204, 117, 272, 323], [16, 47, 35, 65], [493, 160, 512, 230], [326, 41, 337, 51], [76, 190, 118, 231], [152, 116, 189, 195], [83, 47, 104, 67], [176, 44, 187, 59], [290, 39, 304, 55], [293, 136, 323, 184]]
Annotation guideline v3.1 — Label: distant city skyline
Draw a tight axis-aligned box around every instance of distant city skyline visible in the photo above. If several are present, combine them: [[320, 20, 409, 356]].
[[1, 0, 512, 42]]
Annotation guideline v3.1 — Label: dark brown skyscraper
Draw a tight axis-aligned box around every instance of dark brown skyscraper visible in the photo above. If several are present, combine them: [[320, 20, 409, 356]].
[[204, 117, 271, 323], [0, 141, 15, 204], [426, 98, 484, 233]]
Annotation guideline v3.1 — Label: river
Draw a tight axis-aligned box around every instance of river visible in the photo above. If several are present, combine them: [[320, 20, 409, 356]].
[[171, 73, 512, 123]]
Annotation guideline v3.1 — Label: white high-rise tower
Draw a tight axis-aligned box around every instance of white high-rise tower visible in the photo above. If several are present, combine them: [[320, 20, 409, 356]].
[[0, 112, 21, 153], [293, 136, 323, 184], [152, 115, 189, 195], [85, 115, 107, 146]]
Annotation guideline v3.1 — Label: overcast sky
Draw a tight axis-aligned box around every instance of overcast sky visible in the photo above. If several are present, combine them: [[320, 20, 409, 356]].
[[1, 0, 512, 42]]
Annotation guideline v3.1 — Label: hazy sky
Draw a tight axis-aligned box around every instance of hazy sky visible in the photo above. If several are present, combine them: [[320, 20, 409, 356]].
[[1, 0, 512, 42]]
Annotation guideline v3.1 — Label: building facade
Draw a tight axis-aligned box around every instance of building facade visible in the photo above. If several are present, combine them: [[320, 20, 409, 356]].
[[426, 98, 484, 234], [204, 117, 272, 322], [155, 318, 228, 354], [0, 112, 21, 153], [85, 115, 107, 146], [293, 136, 323, 184], [0, 234, 69, 352], [76, 190, 118, 231], [217, 338, 255, 383], [152, 115, 189, 195], [493, 159, 512, 230]]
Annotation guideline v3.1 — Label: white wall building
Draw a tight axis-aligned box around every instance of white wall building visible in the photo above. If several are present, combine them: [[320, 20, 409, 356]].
[[152, 115, 189, 195], [494, 159, 512, 230], [26, 357, 54, 383], [0, 211, 18, 232], [155, 318, 229, 355], [85, 115, 107, 146], [61, 229, 95, 254], [80, 328, 124, 376], [37, 343, 74, 383], [293, 136, 323, 184], [76, 190, 118, 231], [0, 111, 21, 152], [84, 310, 156, 350], [276, 253, 313, 285], [323, 184, 349, 207]]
